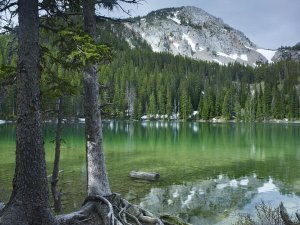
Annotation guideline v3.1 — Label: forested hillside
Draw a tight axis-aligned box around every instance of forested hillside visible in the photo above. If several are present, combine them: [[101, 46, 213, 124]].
[[0, 22, 300, 121]]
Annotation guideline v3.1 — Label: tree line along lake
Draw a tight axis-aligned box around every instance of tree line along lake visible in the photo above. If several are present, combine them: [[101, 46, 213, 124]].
[[0, 121, 300, 224]]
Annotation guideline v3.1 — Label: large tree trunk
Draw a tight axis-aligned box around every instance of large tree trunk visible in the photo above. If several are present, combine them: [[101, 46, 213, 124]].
[[51, 2, 163, 224], [0, 0, 56, 224], [51, 97, 63, 213], [83, 0, 111, 197]]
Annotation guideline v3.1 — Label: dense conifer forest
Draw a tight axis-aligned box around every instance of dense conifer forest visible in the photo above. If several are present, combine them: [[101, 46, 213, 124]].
[[1, 23, 300, 121]]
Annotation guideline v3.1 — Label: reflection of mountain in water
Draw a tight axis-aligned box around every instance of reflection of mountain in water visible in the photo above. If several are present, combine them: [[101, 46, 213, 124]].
[[139, 175, 300, 225]]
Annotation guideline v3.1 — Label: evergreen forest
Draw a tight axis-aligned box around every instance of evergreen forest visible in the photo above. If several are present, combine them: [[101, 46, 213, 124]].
[[1, 22, 300, 122]]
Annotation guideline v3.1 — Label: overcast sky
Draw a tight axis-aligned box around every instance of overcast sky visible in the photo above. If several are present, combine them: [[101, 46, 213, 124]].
[[102, 0, 300, 49]]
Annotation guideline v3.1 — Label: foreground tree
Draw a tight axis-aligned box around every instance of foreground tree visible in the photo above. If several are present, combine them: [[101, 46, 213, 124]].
[[39, 1, 163, 224], [0, 0, 57, 224], [83, 0, 111, 197]]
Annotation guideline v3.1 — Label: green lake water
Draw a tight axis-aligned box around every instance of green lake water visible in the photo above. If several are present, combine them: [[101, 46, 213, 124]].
[[1, 121, 300, 224]]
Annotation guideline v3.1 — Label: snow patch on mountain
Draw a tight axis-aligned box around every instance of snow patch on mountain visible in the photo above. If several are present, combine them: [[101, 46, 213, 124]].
[[173, 42, 180, 49], [256, 49, 276, 63], [217, 52, 229, 58], [240, 54, 248, 61], [244, 45, 254, 50], [167, 11, 181, 24], [182, 33, 197, 52], [213, 59, 225, 65], [217, 52, 248, 62]]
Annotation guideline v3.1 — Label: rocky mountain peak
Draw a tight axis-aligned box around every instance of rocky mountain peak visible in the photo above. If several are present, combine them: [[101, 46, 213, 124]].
[[122, 6, 280, 66]]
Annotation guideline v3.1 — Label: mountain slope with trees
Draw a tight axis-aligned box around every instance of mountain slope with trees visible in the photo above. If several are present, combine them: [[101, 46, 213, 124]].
[[1, 20, 300, 122]]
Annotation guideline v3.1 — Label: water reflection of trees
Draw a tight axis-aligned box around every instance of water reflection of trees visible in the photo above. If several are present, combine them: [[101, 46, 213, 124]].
[[139, 175, 300, 225], [1, 122, 300, 215]]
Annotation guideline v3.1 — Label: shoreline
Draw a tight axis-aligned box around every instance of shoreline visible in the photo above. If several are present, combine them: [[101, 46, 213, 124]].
[[1, 118, 300, 125]]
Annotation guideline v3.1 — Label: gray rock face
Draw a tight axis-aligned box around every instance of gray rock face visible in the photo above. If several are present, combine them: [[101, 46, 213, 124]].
[[123, 6, 276, 66], [273, 49, 300, 62]]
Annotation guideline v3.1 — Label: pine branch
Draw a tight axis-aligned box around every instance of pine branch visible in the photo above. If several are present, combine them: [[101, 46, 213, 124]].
[[0, 1, 17, 13]]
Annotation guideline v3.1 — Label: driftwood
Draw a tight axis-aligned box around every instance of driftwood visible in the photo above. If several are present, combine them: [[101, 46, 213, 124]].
[[130, 171, 160, 181]]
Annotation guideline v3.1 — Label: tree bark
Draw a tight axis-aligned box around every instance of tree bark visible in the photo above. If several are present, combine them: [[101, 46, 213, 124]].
[[51, 97, 63, 213], [0, 0, 56, 224], [56, 3, 163, 224], [83, 0, 111, 197]]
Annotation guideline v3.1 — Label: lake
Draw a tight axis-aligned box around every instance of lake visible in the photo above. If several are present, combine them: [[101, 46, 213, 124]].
[[0, 121, 300, 224]]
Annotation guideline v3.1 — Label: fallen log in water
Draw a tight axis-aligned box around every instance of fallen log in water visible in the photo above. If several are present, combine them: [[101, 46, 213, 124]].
[[130, 171, 160, 181]]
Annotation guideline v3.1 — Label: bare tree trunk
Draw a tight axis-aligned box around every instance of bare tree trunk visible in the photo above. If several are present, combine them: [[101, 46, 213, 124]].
[[51, 97, 63, 213], [0, 0, 56, 224], [83, 0, 111, 197], [49, 2, 163, 224]]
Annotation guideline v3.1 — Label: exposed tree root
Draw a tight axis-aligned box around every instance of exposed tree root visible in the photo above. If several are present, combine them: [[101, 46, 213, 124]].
[[280, 203, 300, 225], [58, 202, 95, 224], [58, 193, 163, 225]]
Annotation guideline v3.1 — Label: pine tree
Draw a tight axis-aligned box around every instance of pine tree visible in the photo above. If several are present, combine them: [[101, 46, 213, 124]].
[[234, 94, 242, 121], [201, 100, 209, 120], [180, 84, 192, 120], [222, 88, 233, 120], [0, 1, 57, 223], [256, 85, 264, 121], [272, 86, 284, 119], [166, 87, 173, 118], [207, 88, 215, 119], [263, 83, 272, 119], [148, 92, 156, 118], [287, 87, 299, 119], [240, 81, 247, 108], [157, 85, 166, 116], [198, 92, 204, 119], [133, 97, 142, 120], [244, 93, 255, 121], [215, 91, 223, 117]]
